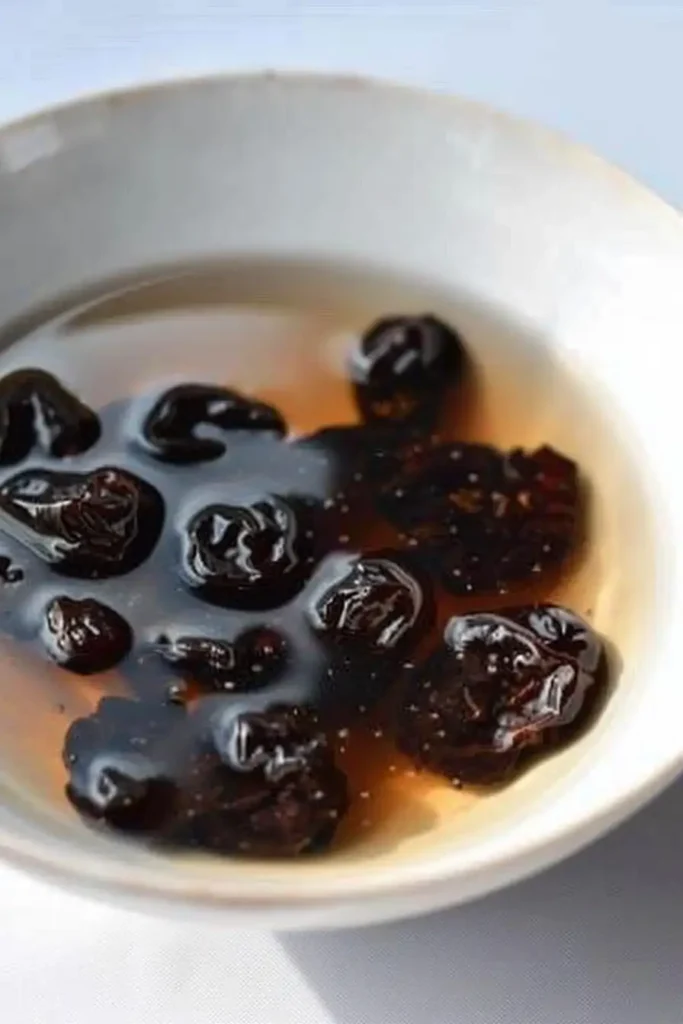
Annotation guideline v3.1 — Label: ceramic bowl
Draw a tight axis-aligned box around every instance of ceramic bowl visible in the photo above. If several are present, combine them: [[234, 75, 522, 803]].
[[0, 73, 681, 930]]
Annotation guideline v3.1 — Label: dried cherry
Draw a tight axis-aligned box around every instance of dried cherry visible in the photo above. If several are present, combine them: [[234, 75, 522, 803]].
[[140, 383, 286, 463], [180, 493, 314, 609], [187, 705, 349, 855], [64, 698, 347, 854], [42, 595, 133, 674], [349, 314, 467, 428], [155, 625, 288, 693], [397, 605, 604, 784], [379, 442, 580, 594], [306, 551, 434, 715], [0, 368, 100, 465], [0, 466, 164, 578], [63, 697, 181, 831], [500, 603, 604, 677], [308, 550, 433, 653]]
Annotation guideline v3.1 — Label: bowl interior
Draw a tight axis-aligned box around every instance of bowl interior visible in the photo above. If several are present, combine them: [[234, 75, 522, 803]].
[[0, 75, 680, 925]]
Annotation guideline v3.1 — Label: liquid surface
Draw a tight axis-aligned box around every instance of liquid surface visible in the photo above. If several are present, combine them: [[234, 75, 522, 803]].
[[0, 265, 622, 858]]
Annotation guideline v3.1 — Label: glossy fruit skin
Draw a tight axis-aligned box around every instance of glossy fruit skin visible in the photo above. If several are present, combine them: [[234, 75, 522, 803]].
[[397, 605, 605, 785], [42, 595, 133, 674], [155, 625, 288, 693], [0, 368, 100, 465], [63, 697, 182, 832], [349, 314, 467, 429], [498, 603, 604, 677], [65, 699, 349, 856], [179, 493, 315, 609], [306, 550, 435, 716], [193, 705, 349, 856], [0, 466, 165, 578], [378, 442, 580, 595], [140, 383, 286, 463], [308, 550, 433, 652]]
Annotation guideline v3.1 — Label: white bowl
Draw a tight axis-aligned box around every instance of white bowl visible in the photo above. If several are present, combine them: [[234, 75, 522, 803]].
[[0, 73, 681, 930]]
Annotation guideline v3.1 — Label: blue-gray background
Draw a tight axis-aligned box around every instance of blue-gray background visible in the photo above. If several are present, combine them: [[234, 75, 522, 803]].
[[0, 4, 681, 1023]]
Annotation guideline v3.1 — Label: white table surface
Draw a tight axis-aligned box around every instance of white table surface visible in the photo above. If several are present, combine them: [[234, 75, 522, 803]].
[[1, 3, 682, 1022]]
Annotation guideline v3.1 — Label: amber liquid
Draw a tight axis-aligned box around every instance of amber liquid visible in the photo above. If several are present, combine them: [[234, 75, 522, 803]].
[[0, 262, 643, 858]]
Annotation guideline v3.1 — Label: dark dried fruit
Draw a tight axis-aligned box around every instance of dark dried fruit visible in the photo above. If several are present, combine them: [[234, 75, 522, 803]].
[[66, 700, 346, 855], [349, 315, 467, 428], [140, 383, 286, 463], [42, 596, 132, 674], [379, 443, 580, 595], [63, 697, 181, 831], [155, 625, 288, 693], [67, 754, 177, 832], [0, 368, 100, 464], [500, 603, 604, 677], [308, 551, 433, 653], [180, 494, 314, 608], [177, 705, 349, 856], [397, 605, 604, 785], [294, 424, 433, 502], [0, 466, 164, 578], [306, 551, 434, 715]]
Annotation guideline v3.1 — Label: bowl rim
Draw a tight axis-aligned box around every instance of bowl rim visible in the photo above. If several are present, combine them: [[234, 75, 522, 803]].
[[0, 69, 682, 925]]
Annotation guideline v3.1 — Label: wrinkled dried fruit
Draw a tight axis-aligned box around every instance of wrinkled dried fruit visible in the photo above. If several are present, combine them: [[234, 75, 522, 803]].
[[308, 551, 433, 652], [63, 697, 181, 831], [349, 315, 467, 428], [65, 699, 347, 855], [179, 705, 349, 855], [140, 383, 286, 463], [42, 596, 132, 674], [306, 551, 434, 715], [397, 605, 604, 784], [155, 625, 288, 693], [0, 368, 100, 464], [379, 443, 580, 595], [180, 493, 314, 608], [0, 466, 165, 578], [500, 603, 604, 678]]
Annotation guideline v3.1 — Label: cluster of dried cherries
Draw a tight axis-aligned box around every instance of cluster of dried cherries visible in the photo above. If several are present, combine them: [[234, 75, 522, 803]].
[[0, 315, 605, 857]]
